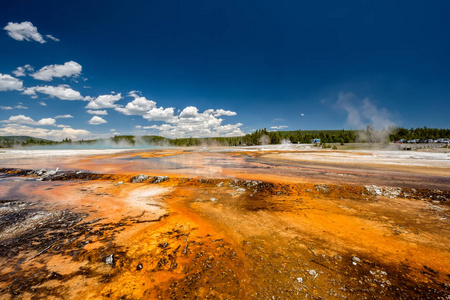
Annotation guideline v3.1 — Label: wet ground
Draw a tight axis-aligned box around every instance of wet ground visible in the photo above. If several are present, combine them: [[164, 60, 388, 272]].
[[0, 147, 449, 299]]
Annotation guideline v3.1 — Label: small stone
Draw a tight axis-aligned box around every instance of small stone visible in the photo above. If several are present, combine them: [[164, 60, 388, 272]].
[[136, 263, 143, 271], [352, 256, 361, 263], [236, 188, 246, 194], [309, 270, 317, 276], [150, 176, 169, 183], [131, 174, 149, 183], [296, 277, 303, 283], [105, 254, 114, 265]]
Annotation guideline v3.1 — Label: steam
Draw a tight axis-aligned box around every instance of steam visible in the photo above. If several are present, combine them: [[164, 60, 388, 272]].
[[336, 92, 396, 143], [26, 137, 161, 150], [259, 135, 270, 145]]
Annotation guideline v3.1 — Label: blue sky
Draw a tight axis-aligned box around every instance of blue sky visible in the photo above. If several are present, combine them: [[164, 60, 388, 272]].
[[1, 0, 449, 140]]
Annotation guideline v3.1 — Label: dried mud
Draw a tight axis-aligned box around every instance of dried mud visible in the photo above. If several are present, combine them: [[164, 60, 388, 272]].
[[0, 149, 449, 299]]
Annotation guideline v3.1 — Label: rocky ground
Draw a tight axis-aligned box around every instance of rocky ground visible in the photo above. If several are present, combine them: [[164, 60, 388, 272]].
[[0, 148, 449, 299]]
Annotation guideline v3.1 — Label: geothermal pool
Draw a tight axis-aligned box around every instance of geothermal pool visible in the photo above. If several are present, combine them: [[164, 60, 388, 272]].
[[0, 147, 449, 299]]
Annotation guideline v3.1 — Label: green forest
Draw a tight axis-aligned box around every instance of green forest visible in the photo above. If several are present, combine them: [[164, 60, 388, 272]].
[[1, 126, 449, 148]]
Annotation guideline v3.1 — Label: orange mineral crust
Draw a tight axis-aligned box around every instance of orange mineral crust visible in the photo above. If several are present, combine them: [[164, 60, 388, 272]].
[[0, 148, 449, 299]]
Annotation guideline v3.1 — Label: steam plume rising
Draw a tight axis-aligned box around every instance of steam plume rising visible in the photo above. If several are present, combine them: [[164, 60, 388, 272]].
[[335, 92, 396, 143]]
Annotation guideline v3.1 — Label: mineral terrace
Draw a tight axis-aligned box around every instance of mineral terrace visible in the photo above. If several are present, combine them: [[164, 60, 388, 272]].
[[0, 147, 449, 299]]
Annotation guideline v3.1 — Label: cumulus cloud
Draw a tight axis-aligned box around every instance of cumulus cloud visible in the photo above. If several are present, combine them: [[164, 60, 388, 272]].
[[31, 61, 82, 81], [115, 92, 156, 115], [0, 124, 91, 140], [12, 64, 33, 77], [88, 116, 107, 125], [101, 90, 243, 138], [0, 74, 23, 91], [23, 84, 85, 100], [0, 106, 13, 110], [141, 105, 243, 138], [3, 21, 45, 43], [335, 92, 395, 129], [179, 106, 199, 119], [111, 91, 243, 137], [12, 68, 25, 77], [39, 101, 47, 106], [2, 114, 56, 126], [110, 91, 244, 138], [87, 110, 108, 115], [37, 118, 56, 126], [85, 93, 122, 109], [54, 114, 73, 119], [213, 109, 237, 117], [143, 107, 176, 122], [3, 115, 35, 125]]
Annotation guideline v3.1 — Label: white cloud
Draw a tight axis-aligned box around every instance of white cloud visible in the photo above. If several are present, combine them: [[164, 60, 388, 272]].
[[3, 21, 45, 43], [143, 105, 243, 138], [12, 64, 33, 77], [85, 93, 122, 109], [179, 106, 199, 118], [15, 103, 28, 109], [143, 107, 176, 122], [0, 124, 91, 140], [215, 123, 244, 136], [213, 109, 237, 117], [270, 125, 288, 130], [115, 92, 156, 115], [12, 67, 25, 77], [300, 113, 305, 117], [144, 124, 174, 130], [87, 110, 108, 115], [88, 116, 107, 125], [45, 34, 60, 42], [0, 106, 13, 110], [2, 115, 56, 126], [37, 118, 56, 126], [111, 91, 243, 138], [31, 61, 82, 81], [3, 115, 35, 125], [54, 114, 73, 119], [0, 74, 23, 91], [39, 101, 47, 106], [23, 84, 85, 100]]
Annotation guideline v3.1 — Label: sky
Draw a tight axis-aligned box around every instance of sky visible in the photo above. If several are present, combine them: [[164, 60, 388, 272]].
[[0, 0, 449, 141]]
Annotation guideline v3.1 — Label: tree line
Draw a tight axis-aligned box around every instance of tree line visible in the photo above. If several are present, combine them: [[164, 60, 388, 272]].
[[389, 127, 450, 141], [1, 126, 448, 148]]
